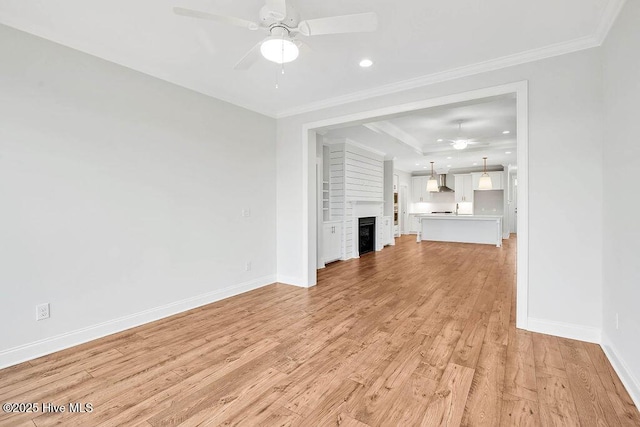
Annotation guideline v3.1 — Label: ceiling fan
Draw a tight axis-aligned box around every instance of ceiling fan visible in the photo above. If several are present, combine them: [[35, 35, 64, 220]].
[[442, 121, 488, 150], [173, 0, 378, 69]]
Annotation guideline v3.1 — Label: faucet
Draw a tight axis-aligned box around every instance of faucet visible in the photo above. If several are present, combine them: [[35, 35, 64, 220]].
[[455, 203, 459, 215]]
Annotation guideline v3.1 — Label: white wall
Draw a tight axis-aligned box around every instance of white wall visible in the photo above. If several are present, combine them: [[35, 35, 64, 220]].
[[601, 0, 640, 405], [0, 25, 277, 367], [277, 48, 604, 336]]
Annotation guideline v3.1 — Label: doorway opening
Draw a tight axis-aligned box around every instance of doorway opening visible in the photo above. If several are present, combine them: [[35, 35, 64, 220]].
[[303, 81, 529, 329]]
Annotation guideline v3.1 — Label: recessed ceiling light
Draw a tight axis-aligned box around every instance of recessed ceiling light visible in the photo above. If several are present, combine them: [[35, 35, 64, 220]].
[[473, 162, 478, 165], [505, 151, 512, 154], [446, 157, 452, 159], [423, 166, 428, 169], [359, 59, 373, 68], [447, 165, 452, 168], [416, 163, 420, 166], [503, 130, 510, 134], [437, 139, 443, 142]]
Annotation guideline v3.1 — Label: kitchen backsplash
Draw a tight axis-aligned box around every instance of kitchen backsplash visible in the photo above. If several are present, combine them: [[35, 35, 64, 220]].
[[410, 201, 473, 215]]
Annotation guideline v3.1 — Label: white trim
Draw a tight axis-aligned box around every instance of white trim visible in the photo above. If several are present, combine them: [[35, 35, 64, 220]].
[[276, 275, 308, 287], [277, 38, 594, 118], [301, 81, 529, 329], [0, 275, 275, 369], [527, 317, 601, 344], [601, 334, 640, 408], [516, 81, 529, 330], [595, 0, 628, 44]]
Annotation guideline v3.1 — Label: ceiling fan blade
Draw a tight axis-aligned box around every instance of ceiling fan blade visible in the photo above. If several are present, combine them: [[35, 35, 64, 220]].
[[297, 12, 378, 36], [294, 39, 311, 55], [265, 0, 287, 21], [233, 41, 264, 70], [173, 7, 259, 31]]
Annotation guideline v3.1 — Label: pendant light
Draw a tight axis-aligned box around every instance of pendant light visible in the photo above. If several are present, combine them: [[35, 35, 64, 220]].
[[426, 162, 439, 192], [478, 157, 493, 190]]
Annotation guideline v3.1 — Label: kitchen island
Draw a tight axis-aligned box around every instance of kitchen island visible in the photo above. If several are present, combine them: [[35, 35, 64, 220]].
[[416, 214, 503, 247]]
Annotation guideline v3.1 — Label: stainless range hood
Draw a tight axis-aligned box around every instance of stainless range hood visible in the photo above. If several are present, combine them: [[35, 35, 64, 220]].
[[437, 174, 454, 193]]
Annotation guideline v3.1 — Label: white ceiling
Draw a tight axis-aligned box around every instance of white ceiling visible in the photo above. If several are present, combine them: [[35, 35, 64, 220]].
[[0, 0, 619, 117], [321, 95, 517, 173]]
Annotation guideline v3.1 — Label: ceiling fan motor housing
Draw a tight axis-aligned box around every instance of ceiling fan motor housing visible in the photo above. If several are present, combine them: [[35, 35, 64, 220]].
[[259, 4, 299, 28]]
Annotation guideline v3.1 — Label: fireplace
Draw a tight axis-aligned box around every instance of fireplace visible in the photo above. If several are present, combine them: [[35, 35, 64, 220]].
[[358, 217, 376, 256]]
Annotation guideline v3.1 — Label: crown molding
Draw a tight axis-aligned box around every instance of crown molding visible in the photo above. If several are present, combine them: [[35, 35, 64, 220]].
[[279, 0, 627, 119], [2, 0, 626, 120], [275, 34, 600, 118]]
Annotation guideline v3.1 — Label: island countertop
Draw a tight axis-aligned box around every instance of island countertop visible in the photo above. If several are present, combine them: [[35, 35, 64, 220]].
[[417, 214, 502, 246], [413, 213, 503, 220]]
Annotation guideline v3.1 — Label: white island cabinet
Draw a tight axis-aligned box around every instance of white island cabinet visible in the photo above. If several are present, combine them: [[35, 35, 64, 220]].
[[417, 214, 503, 247]]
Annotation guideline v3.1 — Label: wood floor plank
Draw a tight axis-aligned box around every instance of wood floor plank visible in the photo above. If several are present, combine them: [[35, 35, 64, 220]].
[[461, 342, 507, 426], [559, 339, 623, 426], [378, 372, 438, 426], [584, 343, 640, 426], [420, 362, 475, 426], [535, 372, 581, 427], [499, 393, 541, 426], [0, 236, 636, 426], [503, 329, 538, 402], [532, 333, 569, 379]]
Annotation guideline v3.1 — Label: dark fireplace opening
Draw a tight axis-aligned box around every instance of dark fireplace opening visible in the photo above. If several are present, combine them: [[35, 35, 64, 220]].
[[358, 217, 376, 256]]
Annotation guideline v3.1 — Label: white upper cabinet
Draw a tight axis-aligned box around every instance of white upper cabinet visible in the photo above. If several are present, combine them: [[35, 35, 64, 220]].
[[471, 171, 504, 191], [454, 174, 473, 203], [411, 176, 433, 203]]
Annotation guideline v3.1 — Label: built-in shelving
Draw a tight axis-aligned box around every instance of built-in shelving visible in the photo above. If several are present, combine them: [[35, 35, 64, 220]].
[[322, 148, 331, 222]]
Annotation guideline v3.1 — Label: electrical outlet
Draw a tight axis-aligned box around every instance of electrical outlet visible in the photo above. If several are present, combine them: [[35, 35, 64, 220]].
[[245, 261, 252, 271], [36, 303, 50, 321], [242, 208, 251, 218]]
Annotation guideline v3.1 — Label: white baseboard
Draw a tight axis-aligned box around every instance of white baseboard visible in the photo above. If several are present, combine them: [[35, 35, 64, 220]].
[[276, 274, 308, 288], [601, 334, 640, 409], [527, 317, 601, 343], [0, 275, 275, 370]]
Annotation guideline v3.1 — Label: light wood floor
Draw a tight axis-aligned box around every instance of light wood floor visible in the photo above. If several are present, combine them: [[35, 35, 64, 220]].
[[1, 236, 638, 426]]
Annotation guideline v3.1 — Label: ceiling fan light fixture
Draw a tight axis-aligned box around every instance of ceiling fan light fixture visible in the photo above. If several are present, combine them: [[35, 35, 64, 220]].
[[452, 140, 468, 150], [260, 37, 299, 64]]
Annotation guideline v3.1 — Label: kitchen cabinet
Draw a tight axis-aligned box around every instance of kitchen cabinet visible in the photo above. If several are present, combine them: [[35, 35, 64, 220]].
[[322, 221, 342, 263], [454, 174, 473, 203], [471, 171, 504, 190], [411, 176, 433, 203]]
